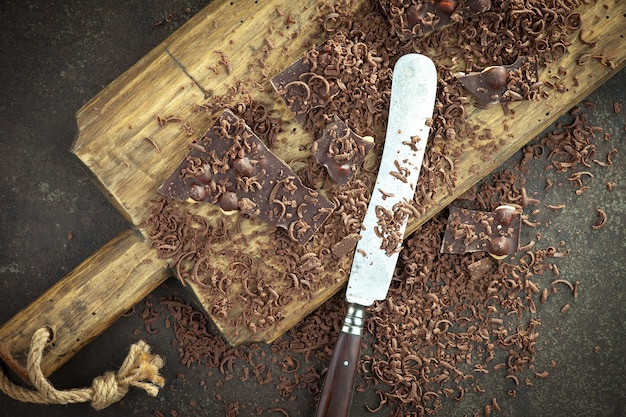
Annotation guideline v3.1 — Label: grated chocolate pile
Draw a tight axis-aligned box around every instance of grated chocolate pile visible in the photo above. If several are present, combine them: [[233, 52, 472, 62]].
[[140, 101, 619, 416], [143, 0, 590, 343], [137, 1, 618, 415]]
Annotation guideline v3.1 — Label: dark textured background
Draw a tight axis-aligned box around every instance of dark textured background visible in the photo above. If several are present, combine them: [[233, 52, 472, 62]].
[[1, 1, 624, 416]]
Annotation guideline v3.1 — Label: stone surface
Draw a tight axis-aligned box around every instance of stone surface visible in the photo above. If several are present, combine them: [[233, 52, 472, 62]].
[[0, 1, 624, 416]]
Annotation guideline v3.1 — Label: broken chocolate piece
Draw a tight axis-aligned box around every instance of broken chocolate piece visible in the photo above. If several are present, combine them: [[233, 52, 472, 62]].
[[379, 0, 492, 42], [313, 116, 374, 185], [466, 257, 493, 279], [271, 56, 313, 124], [158, 109, 335, 244], [441, 205, 521, 258], [331, 233, 362, 259], [454, 56, 540, 104], [271, 54, 341, 124]]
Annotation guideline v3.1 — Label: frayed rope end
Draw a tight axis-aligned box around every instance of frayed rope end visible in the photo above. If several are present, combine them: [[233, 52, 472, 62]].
[[0, 327, 166, 411]]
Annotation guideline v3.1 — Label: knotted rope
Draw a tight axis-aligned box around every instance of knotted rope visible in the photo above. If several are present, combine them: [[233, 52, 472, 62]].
[[0, 327, 165, 410]]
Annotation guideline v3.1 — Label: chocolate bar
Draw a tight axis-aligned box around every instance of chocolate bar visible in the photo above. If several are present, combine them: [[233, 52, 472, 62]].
[[454, 56, 540, 104], [158, 109, 335, 244], [313, 116, 374, 185], [379, 0, 492, 42], [441, 205, 521, 259]]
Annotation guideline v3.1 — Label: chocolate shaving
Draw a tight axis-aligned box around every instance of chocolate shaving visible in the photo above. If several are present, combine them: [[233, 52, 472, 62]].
[[591, 208, 607, 230]]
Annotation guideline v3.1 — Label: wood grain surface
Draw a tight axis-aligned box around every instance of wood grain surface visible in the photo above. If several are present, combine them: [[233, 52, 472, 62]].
[[0, 230, 169, 380], [0, 0, 624, 378]]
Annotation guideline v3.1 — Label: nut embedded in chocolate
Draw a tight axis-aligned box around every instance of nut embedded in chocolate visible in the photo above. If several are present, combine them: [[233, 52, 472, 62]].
[[188, 183, 206, 202], [313, 115, 375, 185], [494, 204, 516, 227], [196, 164, 213, 184], [454, 56, 539, 104], [487, 236, 511, 259], [482, 66, 509, 90], [441, 206, 521, 256], [405, 4, 426, 28], [435, 0, 459, 15], [379, 0, 491, 42], [219, 191, 239, 212], [233, 157, 254, 177]]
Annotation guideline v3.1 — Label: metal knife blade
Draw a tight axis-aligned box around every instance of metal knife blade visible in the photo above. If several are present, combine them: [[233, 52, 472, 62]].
[[347, 53, 437, 306], [315, 53, 437, 417]]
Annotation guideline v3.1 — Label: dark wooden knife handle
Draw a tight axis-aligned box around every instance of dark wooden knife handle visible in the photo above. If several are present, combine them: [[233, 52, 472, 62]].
[[315, 303, 365, 417]]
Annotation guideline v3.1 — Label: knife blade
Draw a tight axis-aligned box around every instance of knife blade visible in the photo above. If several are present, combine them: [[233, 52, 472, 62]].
[[314, 53, 437, 417]]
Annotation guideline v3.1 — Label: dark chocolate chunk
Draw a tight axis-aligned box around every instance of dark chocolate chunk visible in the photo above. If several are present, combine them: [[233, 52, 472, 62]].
[[270, 56, 312, 124], [379, 0, 492, 42], [440, 205, 521, 259], [313, 116, 374, 185], [271, 56, 340, 124], [454, 56, 540, 104], [271, 35, 391, 135], [158, 109, 335, 244], [331, 233, 362, 259]]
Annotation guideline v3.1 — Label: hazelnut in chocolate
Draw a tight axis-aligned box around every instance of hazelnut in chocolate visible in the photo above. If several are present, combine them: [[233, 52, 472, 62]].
[[441, 205, 521, 259], [379, 0, 492, 42], [454, 56, 540, 104], [158, 109, 335, 244], [313, 115, 374, 185]]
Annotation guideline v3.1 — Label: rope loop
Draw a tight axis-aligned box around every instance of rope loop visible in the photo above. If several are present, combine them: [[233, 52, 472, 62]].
[[0, 327, 165, 410]]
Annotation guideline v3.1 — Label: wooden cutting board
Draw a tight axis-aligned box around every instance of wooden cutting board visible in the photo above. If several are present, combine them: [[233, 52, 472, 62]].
[[0, 0, 624, 382]]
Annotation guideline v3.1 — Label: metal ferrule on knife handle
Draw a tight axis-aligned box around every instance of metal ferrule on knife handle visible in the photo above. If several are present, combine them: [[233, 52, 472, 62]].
[[314, 304, 366, 417], [342, 303, 365, 336]]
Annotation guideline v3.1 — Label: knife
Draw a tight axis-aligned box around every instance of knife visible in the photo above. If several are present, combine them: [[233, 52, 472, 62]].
[[314, 53, 437, 417]]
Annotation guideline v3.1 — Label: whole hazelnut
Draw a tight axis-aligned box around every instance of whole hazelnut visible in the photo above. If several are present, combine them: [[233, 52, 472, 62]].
[[188, 183, 206, 202], [330, 162, 353, 185], [195, 163, 213, 185], [435, 0, 459, 15], [218, 191, 239, 212], [232, 157, 254, 177], [494, 205, 516, 227], [482, 66, 509, 90], [487, 236, 511, 259]]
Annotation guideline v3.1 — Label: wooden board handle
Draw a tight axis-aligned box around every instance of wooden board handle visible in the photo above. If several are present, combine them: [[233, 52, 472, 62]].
[[0, 229, 168, 382]]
